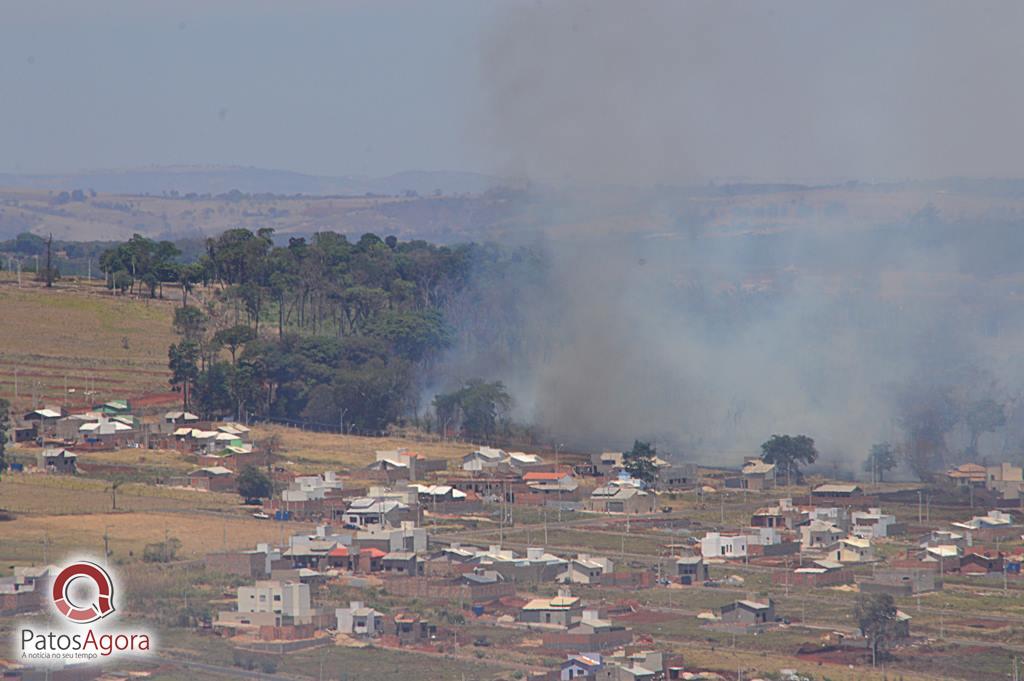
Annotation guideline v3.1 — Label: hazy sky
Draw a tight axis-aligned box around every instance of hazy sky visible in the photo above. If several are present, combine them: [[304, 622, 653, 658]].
[[0, 0, 495, 176], [3, 0, 1024, 182]]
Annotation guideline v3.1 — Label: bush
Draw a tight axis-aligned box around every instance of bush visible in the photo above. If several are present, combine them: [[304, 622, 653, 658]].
[[142, 537, 182, 563]]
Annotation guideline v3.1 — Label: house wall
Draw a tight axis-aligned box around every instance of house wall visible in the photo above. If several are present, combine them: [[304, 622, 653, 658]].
[[205, 551, 269, 579], [772, 569, 854, 588], [542, 628, 633, 651], [258, 623, 317, 641], [0, 589, 42, 615], [520, 608, 581, 627], [382, 576, 516, 603]]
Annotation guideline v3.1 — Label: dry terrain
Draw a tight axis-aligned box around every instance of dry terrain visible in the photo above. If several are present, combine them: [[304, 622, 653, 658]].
[[253, 424, 475, 471], [0, 277, 176, 409]]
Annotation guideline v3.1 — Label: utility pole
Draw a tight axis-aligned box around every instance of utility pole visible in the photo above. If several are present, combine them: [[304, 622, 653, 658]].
[[555, 442, 564, 522], [917, 490, 923, 523], [45, 233, 53, 287]]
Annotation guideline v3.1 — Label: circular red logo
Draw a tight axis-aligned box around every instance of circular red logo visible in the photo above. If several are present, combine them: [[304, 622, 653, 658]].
[[51, 561, 116, 624]]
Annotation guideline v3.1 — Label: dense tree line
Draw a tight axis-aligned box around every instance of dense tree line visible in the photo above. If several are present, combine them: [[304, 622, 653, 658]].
[[148, 227, 525, 436]]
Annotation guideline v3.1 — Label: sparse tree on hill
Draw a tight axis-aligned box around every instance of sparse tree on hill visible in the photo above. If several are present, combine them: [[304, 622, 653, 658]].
[[214, 324, 257, 364], [44, 233, 54, 288], [109, 478, 123, 511], [864, 442, 898, 483], [257, 434, 282, 474], [855, 592, 900, 666], [760, 434, 818, 485], [172, 305, 208, 344], [964, 397, 1006, 458], [899, 388, 958, 481], [237, 466, 272, 504], [169, 341, 200, 410]]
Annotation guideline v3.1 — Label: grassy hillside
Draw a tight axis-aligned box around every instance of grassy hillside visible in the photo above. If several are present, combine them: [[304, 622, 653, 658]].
[[0, 277, 177, 409]]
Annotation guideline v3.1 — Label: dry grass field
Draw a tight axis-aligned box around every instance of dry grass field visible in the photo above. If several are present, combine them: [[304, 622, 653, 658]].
[[0, 473, 312, 566], [0, 473, 241, 515], [0, 278, 176, 409], [67, 446, 198, 473], [1, 511, 310, 565], [253, 424, 477, 471]]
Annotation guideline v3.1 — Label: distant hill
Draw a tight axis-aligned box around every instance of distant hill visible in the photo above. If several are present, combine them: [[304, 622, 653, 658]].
[[0, 166, 502, 197]]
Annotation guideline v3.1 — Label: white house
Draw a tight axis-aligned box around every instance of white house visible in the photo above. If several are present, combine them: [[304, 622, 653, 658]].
[[335, 601, 384, 637], [832, 536, 875, 563], [237, 580, 311, 623], [800, 520, 845, 550], [851, 508, 897, 539], [557, 554, 614, 585], [462, 446, 508, 471], [700, 532, 749, 558], [344, 498, 408, 528], [952, 509, 1013, 531], [807, 506, 850, 532], [282, 472, 344, 503]]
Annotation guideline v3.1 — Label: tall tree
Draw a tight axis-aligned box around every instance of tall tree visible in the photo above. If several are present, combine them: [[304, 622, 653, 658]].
[[168, 341, 200, 409], [760, 434, 818, 485], [434, 379, 512, 440], [237, 466, 273, 504], [173, 305, 208, 344], [214, 325, 257, 364], [623, 439, 658, 484], [855, 592, 900, 666], [863, 442, 899, 483], [899, 388, 959, 481], [964, 397, 1006, 458], [44, 233, 54, 288]]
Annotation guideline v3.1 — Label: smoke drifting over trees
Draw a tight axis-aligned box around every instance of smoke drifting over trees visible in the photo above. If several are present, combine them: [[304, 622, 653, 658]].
[[439, 1, 1024, 475]]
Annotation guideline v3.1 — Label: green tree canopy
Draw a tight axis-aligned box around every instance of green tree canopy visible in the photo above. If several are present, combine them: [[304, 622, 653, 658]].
[[236, 466, 273, 503], [864, 442, 899, 482], [760, 434, 818, 485], [434, 379, 512, 440], [855, 592, 900, 664], [623, 440, 658, 484], [214, 324, 257, 364]]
